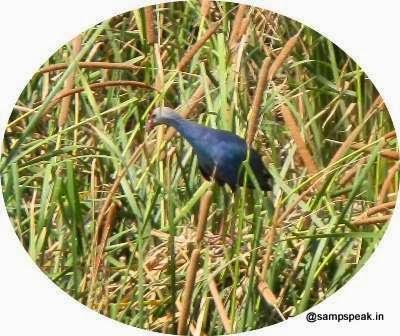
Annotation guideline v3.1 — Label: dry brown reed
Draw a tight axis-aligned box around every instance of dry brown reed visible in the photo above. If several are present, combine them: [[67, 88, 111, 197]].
[[177, 20, 222, 71], [378, 161, 400, 205], [89, 202, 119, 304], [257, 280, 278, 306], [238, 17, 250, 39], [38, 61, 141, 74], [200, 0, 211, 17], [349, 142, 399, 160], [44, 80, 156, 114], [280, 104, 319, 176], [96, 143, 145, 239], [329, 96, 384, 165], [268, 32, 300, 80], [229, 4, 247, 49], [144, 6, 156, 44], [208, 279, 232, 333], [351, 215, 391, 226], [196, 190, 213, 243], [339, 157, 367, 186], [246, 57, 270, 145], [177, 185, 213, 334], [275, 175, 324, 228], [176, 301, 200, 335], [194, 297, 210, 336], [277, 96, 384, 227], [58, 35, 82, 127], [177, 248, 200, 335], [384, 130, 397, 141], [275, 96, 386, 233], [277, 242, 306, 306], [364, 201, 396, 216]]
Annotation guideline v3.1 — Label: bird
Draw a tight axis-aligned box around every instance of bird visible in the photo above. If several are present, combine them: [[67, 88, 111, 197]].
[[147, 107, 272, 192]]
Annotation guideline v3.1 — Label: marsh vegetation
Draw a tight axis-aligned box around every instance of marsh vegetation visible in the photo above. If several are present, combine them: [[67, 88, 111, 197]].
[[1, 1, 398, 334]]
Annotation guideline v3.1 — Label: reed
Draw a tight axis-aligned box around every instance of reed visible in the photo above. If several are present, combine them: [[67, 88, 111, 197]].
[[45, 80, 156, 114], [196, 190, 213, 242], [177, 20, 222, 71], [177, 248, 200, 335], [38, 61, 141, 74], [246, 57, 270, 145], [229, 4, 247, 48], [209, 279, 232, 333], [200, 0, 211, 17], [89, 202, 119, 302], [2, 2, 397, 334], [378, 161, 400, 204], [58, 35, 82, 127], [268, 32, 299, 80], [351, 215, 391, 226], [280, 104, 319, 176], [144, 6, 156, 44]]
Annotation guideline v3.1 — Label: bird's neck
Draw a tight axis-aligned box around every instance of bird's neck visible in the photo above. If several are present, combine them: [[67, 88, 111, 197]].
[[160, 115, 204, 142], [160, 114, 184, 130]]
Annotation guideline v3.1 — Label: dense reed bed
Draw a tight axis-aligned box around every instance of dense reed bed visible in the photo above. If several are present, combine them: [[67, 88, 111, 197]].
[[1, 1, 398, 334]]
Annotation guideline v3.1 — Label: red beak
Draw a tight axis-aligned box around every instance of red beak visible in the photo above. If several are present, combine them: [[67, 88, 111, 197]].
[[146, 116, 154, 131]]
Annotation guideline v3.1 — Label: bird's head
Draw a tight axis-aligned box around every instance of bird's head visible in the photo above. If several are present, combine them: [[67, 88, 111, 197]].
[[147, 107, 178, 130]]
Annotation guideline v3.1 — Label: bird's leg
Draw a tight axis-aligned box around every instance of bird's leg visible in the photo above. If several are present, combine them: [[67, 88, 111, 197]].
[[212, 187, 237, 243], [217, 207, 228, 238], [246, 189, 255, 215], [199, 165, 211, 181], [205, 187, 233, 248], [204, 165, 237, 247], [210, 165, 218, 184], [218, 188, 231, 240], [227, 187, 243, 242]]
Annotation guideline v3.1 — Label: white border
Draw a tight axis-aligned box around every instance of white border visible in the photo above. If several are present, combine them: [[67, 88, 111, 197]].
[[0, 1, 399, 335]]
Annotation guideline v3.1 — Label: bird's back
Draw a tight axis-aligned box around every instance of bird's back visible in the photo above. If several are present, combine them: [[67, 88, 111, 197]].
[[179, 122, 272, 191]]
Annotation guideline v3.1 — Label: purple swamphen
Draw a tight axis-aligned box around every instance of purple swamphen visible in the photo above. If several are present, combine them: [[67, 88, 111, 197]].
[[147, 107, 272, 192]]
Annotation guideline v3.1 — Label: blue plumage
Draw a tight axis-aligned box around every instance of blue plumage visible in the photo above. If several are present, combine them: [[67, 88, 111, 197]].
[[148, 107, 272, 191]]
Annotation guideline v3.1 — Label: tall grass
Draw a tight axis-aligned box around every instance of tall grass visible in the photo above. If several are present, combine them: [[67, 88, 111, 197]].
[[1, 1, 398, 334]]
